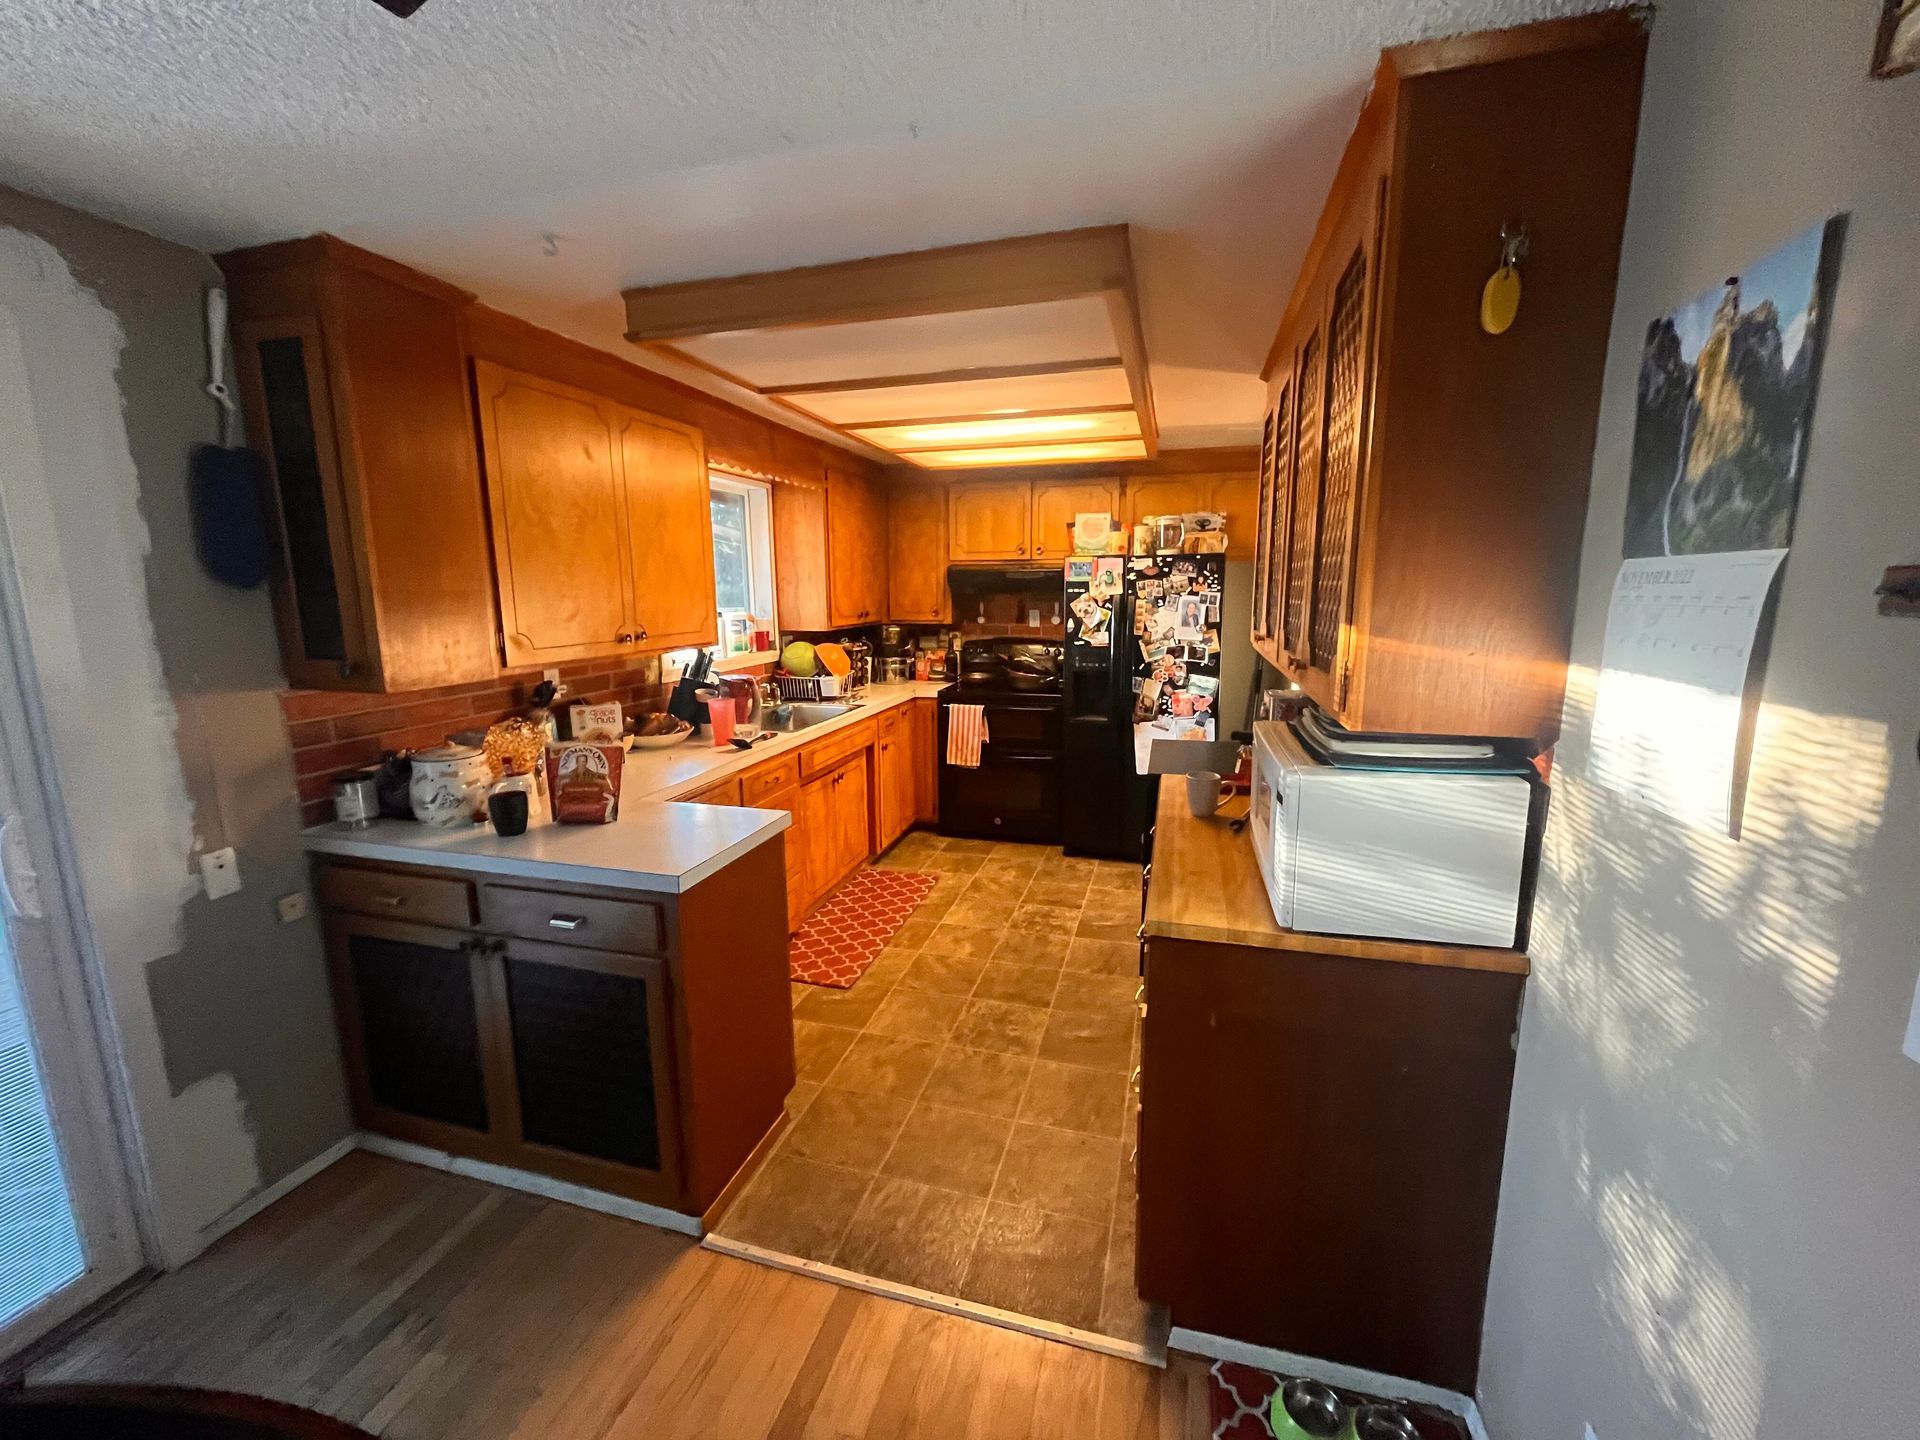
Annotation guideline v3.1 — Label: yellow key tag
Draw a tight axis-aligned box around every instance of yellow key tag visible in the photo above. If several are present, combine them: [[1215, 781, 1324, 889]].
[[1481, 263, 1522, 335]]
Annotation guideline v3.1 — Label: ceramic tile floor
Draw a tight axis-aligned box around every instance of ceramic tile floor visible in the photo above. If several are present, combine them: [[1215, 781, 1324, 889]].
[[712, 831, 1163, 1347]]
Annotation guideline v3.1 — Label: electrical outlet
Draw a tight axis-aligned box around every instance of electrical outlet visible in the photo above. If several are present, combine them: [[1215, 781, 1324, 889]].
[[199, 846, 241, 900], [543, 667, 561, 686], [276, 891, 308, 924]]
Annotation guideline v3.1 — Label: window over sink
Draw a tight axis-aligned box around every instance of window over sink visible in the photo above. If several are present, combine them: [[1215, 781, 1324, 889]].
[[694, 471, 778, 671]]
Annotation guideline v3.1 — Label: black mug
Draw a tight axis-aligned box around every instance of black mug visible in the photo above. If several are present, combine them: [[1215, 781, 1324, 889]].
[[487, 787, 530, 837]]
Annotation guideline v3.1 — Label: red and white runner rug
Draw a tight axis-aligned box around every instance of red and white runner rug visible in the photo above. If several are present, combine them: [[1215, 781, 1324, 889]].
[[789, 869, 937, 988]]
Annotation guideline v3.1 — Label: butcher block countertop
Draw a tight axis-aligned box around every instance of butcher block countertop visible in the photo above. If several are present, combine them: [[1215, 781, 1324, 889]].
[[1143, 777, 1531, 976]]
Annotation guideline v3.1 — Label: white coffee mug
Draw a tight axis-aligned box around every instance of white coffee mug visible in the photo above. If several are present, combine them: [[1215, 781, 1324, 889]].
[[1187, 770, 1222, 818]]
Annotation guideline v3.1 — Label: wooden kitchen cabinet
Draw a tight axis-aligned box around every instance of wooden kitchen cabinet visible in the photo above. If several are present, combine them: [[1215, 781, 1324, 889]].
[[874, 710, 916, 851], [948, 480, 1031, 561], [912, 699, 939, 825], [317, 844, 791, 1216], [475, 360, 715, 667], [1030, 479, 1119, 561], [887, 483, 950, 622], [774, 458, 891, 630], [1251, 11, 1647, 745], [1136, 780, 1526, 1393], [618, 409, 717, 650], [1122, 475, 1210, 531], [826, 465, 887, 624], [219, 237, 499, 692], [800, 756, 870, 908]]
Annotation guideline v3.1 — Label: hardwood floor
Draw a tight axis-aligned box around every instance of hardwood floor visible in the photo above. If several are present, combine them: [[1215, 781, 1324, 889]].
[[30, 1153, 1207, 1439]]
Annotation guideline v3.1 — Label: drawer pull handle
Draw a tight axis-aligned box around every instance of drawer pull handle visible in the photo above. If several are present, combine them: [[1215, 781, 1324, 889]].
[[375, 894, 405, 908], [547, 914, 585, 931]]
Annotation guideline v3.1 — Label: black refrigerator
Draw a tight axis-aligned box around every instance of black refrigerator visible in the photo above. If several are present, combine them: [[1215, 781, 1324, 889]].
[[1061, 552, 1227, 859]]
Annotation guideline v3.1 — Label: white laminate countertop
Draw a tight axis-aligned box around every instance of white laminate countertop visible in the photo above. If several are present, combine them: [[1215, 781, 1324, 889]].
[[300, 682, 950, 895]]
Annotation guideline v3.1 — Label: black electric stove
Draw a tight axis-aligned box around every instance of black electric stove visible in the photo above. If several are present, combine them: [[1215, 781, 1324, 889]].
[[937, 639, 1064, 843]]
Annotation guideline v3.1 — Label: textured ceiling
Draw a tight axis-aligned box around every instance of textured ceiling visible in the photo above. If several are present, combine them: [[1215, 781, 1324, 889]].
[[0, 0, 1612, 449]]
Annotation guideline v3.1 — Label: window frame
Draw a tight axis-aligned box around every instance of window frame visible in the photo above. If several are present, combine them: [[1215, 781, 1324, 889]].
[[705, 472, 779, 672]]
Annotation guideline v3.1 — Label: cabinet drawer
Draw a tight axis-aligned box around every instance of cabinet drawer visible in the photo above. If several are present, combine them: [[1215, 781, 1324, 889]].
[[741, 754, 800, 804], [682, 775, 743, 806], [478, 884, 665, 956], [877, 708, 902, 740], [318, 863, 474, 928], [798, 721, 873, 780]]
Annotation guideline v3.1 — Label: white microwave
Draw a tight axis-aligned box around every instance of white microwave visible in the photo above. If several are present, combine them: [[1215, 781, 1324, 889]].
[[1248, 720, 1536, 949]]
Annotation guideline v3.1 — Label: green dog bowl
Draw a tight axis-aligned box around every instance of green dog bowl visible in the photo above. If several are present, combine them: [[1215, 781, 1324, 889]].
[[1269, 1379, 1346, 1439]]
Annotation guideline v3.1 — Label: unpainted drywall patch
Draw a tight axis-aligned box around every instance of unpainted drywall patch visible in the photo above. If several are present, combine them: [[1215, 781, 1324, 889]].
[[0, 225, 259, 1257]]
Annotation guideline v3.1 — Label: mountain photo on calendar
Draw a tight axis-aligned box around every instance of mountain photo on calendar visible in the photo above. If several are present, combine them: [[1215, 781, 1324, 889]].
[[1621, 217, 1844, 558]]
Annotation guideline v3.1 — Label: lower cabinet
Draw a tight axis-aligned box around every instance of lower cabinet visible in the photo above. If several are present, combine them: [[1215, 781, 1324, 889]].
[[320, 846, 791, 1216], [800, 755, 870, 909], [875, 710, 916, 851], [912, 698, 940, 824]]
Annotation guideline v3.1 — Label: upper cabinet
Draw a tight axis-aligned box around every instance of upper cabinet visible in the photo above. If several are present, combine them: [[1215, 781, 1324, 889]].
[[949, 481, 1032, 562], [220, 238, 499, 692], [474, 360, 713, 667], [1252, 12, 1648, 746], [888, 484, 950, 623], [1030, 479, 1119, 561], [1124, 473, 1256, 560], [773, 445, 891, 631]]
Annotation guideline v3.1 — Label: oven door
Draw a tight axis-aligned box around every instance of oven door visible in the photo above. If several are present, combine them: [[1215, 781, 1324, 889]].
[[939, 750, 1062, 843], [976, 698, 1061, 752]]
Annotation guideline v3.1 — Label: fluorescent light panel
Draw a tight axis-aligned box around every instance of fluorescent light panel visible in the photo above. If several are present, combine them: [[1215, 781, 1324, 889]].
[[857, 410, 1141, 451], [911, 439, 1151, 469], [786, 366, 1134, 427]]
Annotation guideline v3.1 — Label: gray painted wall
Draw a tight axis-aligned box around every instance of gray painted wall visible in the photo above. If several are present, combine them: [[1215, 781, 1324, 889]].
[[1478, 4, 1919, 1437], [0, 185, 348, 1254]]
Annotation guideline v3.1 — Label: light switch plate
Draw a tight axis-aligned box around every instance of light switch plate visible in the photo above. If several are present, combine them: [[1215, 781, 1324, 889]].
[[199, 846, 240, 900], [276, 891, 308, 924]]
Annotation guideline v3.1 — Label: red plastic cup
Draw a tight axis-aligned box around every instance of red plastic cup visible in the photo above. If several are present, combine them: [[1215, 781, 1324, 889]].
[[705, 694, 736, 747]]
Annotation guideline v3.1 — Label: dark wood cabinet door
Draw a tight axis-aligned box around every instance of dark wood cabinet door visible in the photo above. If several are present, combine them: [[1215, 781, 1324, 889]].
[[236, 319, 373, 688], [493, 939, 679, 1196], [324, 914, 493, 1146], [1283, 330, 1323, 662], [618, 407, 715, 652], [1308, 199, 1381, 696]]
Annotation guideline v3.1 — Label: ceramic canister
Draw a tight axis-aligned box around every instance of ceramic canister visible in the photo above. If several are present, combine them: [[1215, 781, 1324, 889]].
[[408, 743, 491, 827]]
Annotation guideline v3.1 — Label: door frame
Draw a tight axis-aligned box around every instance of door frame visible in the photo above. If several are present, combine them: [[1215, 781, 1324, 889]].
[[0, 313, 152, 1357]]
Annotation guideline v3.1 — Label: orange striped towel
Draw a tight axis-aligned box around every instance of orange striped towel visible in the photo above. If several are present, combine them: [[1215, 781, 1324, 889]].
[[946, 704, 988, 768]]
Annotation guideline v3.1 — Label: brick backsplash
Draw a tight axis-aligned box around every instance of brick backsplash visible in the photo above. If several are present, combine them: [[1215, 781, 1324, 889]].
[[282, 655, 667, 827]]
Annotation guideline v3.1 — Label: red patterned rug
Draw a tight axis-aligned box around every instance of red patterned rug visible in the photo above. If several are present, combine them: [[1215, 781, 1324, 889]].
[[790, 868, 938, 988], [1207, 1361, 1468, 1440]]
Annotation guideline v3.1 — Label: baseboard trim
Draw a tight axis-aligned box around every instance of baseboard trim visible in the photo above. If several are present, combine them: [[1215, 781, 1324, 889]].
[[354, 1133, 703, 1237], [703, 1232, 1166, 1367], [197, 1135, 356, 1251], [1166, 1327, 1489, 1440]]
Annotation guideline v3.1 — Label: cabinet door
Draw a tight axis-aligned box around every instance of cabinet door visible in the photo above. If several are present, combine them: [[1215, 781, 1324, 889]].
[[827, 467, 883, 624], [875, 714, 915, 850], [237, 320, 374, 687], [618, 408, 715, 651], [948, 481, 1031, 561], [1283, 328, 1324, 662], [324, 913, 494, 1147], [833, 757, 874, 878], [1252, 406, 1277, 647], [1262, 374, 1297, 655], [1030, 479, 1119, 561], [474, 361, 635, 667], [1309, 226, 1378, 692], [773, 478, 832, 632], [747, 783, 809, 932], [495, 937, 680, 1196], [797, 774, 837, 911], [1210, 471, 1260, 561], [912, 699, 939, 824], [1124, 476, 1210, 530], [888, 484, 950, 622]]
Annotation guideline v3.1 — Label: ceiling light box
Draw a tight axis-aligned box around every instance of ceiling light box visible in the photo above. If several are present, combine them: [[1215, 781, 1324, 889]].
[[621, 226, 1157, 468]]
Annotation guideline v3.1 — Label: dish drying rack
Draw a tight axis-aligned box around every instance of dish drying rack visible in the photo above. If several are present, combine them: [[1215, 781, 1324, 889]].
[[776, 641, 870, 701]]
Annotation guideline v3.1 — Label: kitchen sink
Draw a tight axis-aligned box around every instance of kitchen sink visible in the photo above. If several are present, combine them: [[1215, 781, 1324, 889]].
[[759, 701, 854, 734]]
